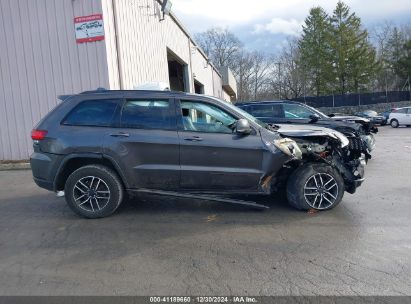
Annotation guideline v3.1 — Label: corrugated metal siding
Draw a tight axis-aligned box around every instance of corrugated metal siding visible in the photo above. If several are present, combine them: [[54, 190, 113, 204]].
[[0, 0, 110, 160], [0, 0, 231, 160], [104, 0, 223, 94], [106, 0, 191, 89], [212, 68, 223, 99], [190, 40, 214, 95], [102, 0, 120, 89]]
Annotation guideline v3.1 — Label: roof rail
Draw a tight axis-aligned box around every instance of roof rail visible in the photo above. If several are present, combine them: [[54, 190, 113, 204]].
[[80, 87, 107, 94]]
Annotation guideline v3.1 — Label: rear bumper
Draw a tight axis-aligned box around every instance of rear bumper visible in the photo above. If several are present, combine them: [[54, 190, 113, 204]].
[[33, 177, 54, 191], [30, 152, 62, 192]]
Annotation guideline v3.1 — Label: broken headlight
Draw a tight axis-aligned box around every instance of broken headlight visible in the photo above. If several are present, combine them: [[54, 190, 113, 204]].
[[331, 131, 349, 148], [273, 138, 302, 159]]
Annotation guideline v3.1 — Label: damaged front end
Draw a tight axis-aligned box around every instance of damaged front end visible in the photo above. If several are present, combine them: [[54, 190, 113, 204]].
[[261, 125, 366, 195]]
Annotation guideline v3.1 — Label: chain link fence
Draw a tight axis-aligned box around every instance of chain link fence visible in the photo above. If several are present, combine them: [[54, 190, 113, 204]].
[[292, 91, 410, 108]]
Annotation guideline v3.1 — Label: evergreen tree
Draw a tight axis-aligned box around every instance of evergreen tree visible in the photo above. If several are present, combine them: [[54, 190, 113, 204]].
[[329, 1, 379, 94], [397, 40, 411, 81], [298, 7, 333, 96], [387, 27, 408, 84]]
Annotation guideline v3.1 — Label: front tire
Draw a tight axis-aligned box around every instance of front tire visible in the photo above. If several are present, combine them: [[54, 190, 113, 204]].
[[64, 165, 124, 218], [286, 163, 344, 211], [391, 119, 399, 128]]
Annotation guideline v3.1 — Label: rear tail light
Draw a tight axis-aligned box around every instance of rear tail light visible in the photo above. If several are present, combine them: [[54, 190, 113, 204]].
[[31, 129, 48, 140]]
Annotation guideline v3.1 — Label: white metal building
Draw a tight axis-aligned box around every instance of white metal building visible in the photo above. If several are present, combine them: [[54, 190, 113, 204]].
[[0, 0, 237, 161]]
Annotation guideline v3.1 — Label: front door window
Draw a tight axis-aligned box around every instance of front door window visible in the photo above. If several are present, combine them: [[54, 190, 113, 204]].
[[180, 101, 236, 134]]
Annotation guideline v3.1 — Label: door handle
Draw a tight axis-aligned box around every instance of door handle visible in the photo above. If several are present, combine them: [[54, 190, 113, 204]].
[[109, 132, 130, 137], [184, 136, 203, 141]]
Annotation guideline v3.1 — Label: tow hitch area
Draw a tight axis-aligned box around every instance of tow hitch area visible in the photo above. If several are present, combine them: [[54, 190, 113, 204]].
[[131, 189, 270, 210]]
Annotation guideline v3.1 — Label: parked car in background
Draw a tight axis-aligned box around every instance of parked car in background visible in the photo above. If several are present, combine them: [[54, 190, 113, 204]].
[[388, 107, 411, 128], [354, 110, 386, 125], [236, 100, 376, 160], [30, 90, 366, 218], [327, 113, 377, 131], [379, 109, 397, 125]]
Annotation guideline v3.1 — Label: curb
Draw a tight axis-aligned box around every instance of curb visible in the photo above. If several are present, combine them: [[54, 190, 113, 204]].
[[0, 163, 31, 171]]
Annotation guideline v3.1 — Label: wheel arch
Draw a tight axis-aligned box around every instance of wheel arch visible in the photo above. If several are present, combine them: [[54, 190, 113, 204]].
[[53, 153, 128, 191]]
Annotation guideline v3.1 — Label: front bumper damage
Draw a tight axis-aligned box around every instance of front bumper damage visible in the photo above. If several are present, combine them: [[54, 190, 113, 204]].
[[361, 134, 376, 152], [333, 154, 366, 193], [269, 125, 367, 194]]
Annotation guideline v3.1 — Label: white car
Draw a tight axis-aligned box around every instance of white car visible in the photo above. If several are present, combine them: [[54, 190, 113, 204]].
[[388, 107, 411, 128]]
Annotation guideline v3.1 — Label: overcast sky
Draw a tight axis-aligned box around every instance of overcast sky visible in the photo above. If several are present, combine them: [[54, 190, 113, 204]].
[[171, 0, 411, 53]]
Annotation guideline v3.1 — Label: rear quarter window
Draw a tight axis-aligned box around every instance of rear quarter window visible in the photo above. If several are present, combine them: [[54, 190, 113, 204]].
[[120, 99, 174, 130], [62, 99, 118, 127]]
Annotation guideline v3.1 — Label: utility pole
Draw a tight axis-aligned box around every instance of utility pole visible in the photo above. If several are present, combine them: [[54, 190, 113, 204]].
[[276, 62, 282, 99]]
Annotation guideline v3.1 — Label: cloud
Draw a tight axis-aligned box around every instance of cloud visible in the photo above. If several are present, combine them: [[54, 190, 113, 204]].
[[253, 18, 303, 37], [171, 0, 411, 53]]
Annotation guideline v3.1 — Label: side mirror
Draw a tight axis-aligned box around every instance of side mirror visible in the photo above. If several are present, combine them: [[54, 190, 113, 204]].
[[309, 114, 320, 123], [328, 113, 335, 118], [235, 119, 251, 135]]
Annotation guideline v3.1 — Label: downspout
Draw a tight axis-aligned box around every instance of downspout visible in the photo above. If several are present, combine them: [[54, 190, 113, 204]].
[[188, 38, 194, 93], [112, 0, 123, 89], [211, 64, 215, 97]]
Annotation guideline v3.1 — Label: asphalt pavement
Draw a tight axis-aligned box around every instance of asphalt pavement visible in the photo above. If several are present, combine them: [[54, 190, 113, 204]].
[[0, 126, 410, 296]]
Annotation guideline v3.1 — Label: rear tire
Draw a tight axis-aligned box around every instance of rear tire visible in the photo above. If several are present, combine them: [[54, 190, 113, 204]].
[[64, 165, 124, 218], [391, 119, 399, 128], [286, 163, 344, 211]]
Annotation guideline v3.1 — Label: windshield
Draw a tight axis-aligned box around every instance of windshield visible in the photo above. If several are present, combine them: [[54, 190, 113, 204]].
[[208, 97, 268, 129], [303, 104, 329, 119]]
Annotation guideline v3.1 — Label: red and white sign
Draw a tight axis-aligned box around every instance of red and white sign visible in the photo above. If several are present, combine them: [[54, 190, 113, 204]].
[[74, 14, 104, 43]]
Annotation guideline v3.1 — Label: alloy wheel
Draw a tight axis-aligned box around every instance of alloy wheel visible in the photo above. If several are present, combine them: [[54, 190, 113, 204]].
[[72, 176, 111, 212], [303, 173, 339, 210]]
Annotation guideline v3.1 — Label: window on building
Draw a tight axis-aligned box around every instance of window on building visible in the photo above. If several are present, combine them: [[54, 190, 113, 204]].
[[181, 101, 236, 134], [168, 50, 188, 92], [194, 80, 204, 94], [63, 100, 118, 126], [121, 99, 174, 130]]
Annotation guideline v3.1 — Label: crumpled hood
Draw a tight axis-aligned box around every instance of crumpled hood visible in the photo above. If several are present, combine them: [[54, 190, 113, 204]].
[[276, 124, 344, 138], [328, 115, 377, 134], [313, 118, 363, 132], [275, 124, 350, 147], [330, 115, 370, 123]]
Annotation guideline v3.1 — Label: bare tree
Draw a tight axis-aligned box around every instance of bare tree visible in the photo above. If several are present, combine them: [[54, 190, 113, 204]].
[[195, 27, 243, 69], [279, 39, 306, 99], [231, 50, 255, 101], [250, 52, 272, 100]]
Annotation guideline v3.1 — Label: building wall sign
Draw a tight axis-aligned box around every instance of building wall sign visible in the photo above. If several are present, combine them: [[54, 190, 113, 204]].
[[74, 14, 104, 43]]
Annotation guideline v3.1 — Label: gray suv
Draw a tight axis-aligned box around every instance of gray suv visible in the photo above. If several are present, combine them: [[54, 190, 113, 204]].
[[30, 90, 365, 218]]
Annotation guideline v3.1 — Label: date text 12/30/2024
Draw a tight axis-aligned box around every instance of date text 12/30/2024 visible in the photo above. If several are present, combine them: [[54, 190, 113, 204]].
[[149, 297, 258, 303]]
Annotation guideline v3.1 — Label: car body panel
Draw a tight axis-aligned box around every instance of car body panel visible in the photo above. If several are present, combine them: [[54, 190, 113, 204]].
[[237, 100, 376, 156], [389, 107, 411, 125], [30, 90, 366, 200]]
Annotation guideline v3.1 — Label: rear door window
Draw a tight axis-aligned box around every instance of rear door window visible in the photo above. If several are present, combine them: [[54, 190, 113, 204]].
[[121, 99, 174, 130], [394, 108, 407, 114], [63, 99, 118, 126]]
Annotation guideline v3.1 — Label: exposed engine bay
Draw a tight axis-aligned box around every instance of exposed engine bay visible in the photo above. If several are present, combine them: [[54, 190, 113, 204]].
[[265, 125, 366, 194]]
